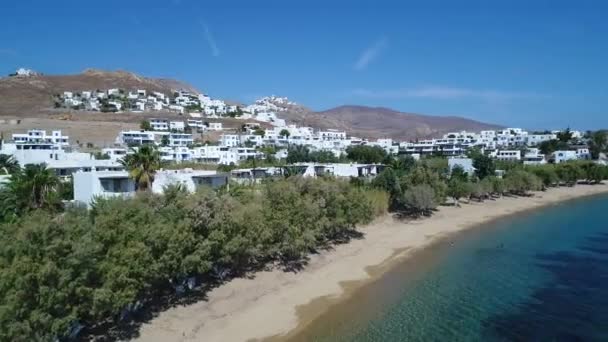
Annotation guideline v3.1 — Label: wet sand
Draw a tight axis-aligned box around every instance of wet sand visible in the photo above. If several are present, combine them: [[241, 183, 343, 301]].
[[133, 185, 608, 342]]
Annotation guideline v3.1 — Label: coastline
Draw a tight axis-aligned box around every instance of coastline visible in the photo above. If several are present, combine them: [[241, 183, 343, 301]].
[[133, 184, 608, 342]]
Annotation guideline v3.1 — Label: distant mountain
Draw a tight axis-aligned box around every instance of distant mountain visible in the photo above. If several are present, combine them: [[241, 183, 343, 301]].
[[0, 69, 198, 117], [279, 105, 503, 140]]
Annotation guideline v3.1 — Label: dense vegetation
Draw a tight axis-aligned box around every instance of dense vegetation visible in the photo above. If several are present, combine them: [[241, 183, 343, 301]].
[[371, 155, 608, 216], [0, 176, 385, 341], [1, 144, 608, 341]]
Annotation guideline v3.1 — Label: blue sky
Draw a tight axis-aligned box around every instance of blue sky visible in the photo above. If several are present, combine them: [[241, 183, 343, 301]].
[[1, 0, 607, 130]]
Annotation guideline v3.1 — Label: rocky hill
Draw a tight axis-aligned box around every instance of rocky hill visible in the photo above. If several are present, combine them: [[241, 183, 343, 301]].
[[280, 105, 502, 140], [0, 69, 198, 117], [0, 69, 502, 141]]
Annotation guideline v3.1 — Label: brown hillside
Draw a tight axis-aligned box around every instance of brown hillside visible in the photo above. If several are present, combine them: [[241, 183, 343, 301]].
[[0, 69, 198, 117], [280, 105, 502, 140]]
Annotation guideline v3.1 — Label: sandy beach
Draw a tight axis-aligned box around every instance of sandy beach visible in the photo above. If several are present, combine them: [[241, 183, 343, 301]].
[[133, 185, 608, 342]]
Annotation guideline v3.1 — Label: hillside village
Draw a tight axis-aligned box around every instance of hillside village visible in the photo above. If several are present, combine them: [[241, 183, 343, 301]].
[[54, 87, 291, 123], [0, 70, 604, 208], [0, 113, 600, 208]]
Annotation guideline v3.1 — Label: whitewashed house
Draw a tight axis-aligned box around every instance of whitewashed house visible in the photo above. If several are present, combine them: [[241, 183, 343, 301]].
[[74, 171, 135, 207], [187, 119, 204, 129], [169, 105, 185, 114], [207, 122, 223, 131], [576, 148, 591, 160], [73, 169, 229, 207], [494, 150, 521, 161], [107, 88, 120, 96], [170, 121, 186, 132], [152, 169, 228, 193], [219, 134, 241, 147], [448, 157, 475, 175], [553, 150, 578, 164], [168, 133, 193, 147], [150, 118, 169, 131], [101, 148, 128, 161], [116, 131, 156, 145], [12, 130, 69, 146], [523, 148, 547, 165]]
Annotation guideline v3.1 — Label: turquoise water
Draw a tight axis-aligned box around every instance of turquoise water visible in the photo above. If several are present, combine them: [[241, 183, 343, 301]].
[[293, 194, 608, 341]]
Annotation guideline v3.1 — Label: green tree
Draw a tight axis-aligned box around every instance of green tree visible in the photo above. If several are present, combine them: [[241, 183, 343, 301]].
[[0, 154, 19, 174], [555, 163, 583, 186], [400, 184, 437, 217], [161, 134, 170, 147], [447, 178, 471, 207], [139, 120, 151, 130], [387, 155, 417, 176], [538, 139, 569, 156], [503, 170, 542, 195], [120, 145, 161, 191], [372, 168, 402, 206], [279, 129, 290, 139], [472, 154, 495, 180], [346, 145, 387, 164], [588, 130, 607, 159], [286, 145, 310, 163], [527, 164, 558, 188], [556, 128, 573, 143], [400, 166, 447, 205], [450, 165, 469, 182]]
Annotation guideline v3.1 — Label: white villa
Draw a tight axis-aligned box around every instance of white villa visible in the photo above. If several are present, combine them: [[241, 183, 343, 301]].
[[12, 129, 69, 147], [73, 169, 229, 207], [1, 129, 124, 178]]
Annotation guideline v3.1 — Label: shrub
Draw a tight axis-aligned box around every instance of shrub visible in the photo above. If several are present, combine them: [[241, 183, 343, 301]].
[[400, 184, 437, 217]]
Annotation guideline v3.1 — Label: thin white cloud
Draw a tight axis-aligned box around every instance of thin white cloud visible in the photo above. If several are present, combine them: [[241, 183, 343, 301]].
[[0, 48, 18, 57], [354, 37, 388, 71], [202, 22, 220, 57], [352, 86, 548, 101]]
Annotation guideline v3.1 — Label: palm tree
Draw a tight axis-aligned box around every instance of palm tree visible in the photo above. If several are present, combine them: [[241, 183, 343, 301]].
[[0, 154, 19, 175], [7, 163, 61, 211], [120, 145, 161, 191]]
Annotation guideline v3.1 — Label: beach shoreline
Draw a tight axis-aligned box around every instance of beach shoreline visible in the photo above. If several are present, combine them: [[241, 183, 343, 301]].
[[133, 184, 608, 342]]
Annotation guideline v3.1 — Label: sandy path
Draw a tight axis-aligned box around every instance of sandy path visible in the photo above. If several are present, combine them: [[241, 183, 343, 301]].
[[133, 185, 608, 342]]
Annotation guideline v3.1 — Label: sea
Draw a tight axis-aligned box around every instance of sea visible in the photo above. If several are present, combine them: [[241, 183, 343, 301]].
[[290, 194, 608, 342]]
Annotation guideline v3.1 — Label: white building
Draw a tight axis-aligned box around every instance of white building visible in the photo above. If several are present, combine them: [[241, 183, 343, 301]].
[[169, 121, 185, 132], [523, 148, 547, 165], [220, 134, 241, 147], [116, 131, 156, 146], [101, 148, 128, 161], [526, 133, 557, 146], [553, 150, 578, 164], [448, 157, 475, 175], [107, 88, 120, 96], [171, 133, 193, 147], [494, 150, 522, 161], [295, 163, 383, 178], [187, 119, 204, 129], [150, 118, 169, 131], [207, 122, 223, 131], [12, 129, 69, 147], [15, 68, 37, 77], [0, 142, 123, 178], [73, 169, 229, 207], [576, 148, 591, 160], [73, 171, 135, 207], [151, 169, 228, 193]]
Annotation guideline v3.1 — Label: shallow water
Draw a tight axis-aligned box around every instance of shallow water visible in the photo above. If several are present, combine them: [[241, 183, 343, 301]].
[[290, 194, 608, 341]]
